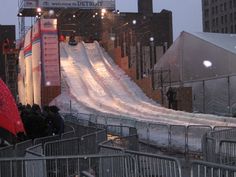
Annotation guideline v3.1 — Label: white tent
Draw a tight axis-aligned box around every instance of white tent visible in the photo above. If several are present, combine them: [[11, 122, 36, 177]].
[[155, 31, 236, 116]]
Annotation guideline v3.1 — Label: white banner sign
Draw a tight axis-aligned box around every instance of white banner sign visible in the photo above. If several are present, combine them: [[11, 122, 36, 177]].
[[39, 0, 115, 9], [41, 19, 60, 86]]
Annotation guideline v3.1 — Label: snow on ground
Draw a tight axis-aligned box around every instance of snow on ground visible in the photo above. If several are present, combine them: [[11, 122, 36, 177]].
[[51, 42, 236, 127]]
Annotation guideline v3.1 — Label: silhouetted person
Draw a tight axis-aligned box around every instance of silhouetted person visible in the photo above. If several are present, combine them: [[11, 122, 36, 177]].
[[48, 106, 64, 135], [166, 87, 176, 109]]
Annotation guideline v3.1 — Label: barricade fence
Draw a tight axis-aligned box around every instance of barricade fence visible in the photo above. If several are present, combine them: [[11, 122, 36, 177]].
[[127, 150, 182, 177], [44, 129, 107, 156], [99, 141, 182, 177], [25, 144, 43, 157], [63, 112, 231, 156], [0, 121, 97, 159], [219, 140, 236, 166], [0, 154, 136, 177], [33, 135, 60, 146], [79, 129, 107, 155], [202, 127, 236, 163], [0, 145, 14, 158], [191, 160, 236, 177]]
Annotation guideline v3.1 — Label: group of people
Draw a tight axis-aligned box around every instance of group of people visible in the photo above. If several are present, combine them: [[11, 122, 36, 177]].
[[18, 104, 64, 140]]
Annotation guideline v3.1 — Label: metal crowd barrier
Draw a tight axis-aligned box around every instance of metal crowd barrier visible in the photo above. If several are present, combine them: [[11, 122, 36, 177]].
[[0, 145, 14, 157], [26, 144, 43, 157], [44, 128, 107, 156], [15, 140, 33, 157], [127, 150, 182, 177], [100, 141, 182, 177], [219, 139, 236, 166], [0, 154, 136, 177], [44, 137, 79, 156], [63, 112, 228, 156], [191, 160, 236, 177], [202, 127, 236, 163]]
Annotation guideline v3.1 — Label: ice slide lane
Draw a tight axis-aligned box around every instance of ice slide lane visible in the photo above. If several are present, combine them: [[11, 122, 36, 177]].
[[61, 43, 186, 125], [82, 42, 236, 126], [84, 42, 236, 126], [60, 42, 236, 126], [82, 43, 195, 124], [60, 43, 128, 115], [93, 43, 236, 125], [62, 43, 180, 124]]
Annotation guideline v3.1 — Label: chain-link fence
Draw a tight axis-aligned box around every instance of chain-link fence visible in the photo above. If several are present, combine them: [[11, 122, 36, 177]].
[[177, 75, 236, 116]]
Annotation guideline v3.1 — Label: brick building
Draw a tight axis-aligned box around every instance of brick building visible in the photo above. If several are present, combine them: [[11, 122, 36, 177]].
[[0, 25, 18, 99]]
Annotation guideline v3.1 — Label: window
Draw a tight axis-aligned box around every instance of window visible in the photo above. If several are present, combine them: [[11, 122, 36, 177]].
[[222, 28, 224, 33], [221, 15, 224, 24], [224, 2, 227, 11], [225, 27, 228, 33], [204, 9, 209, 18], [216, 17, 218, 26], [230, 13, 233, 22], [204, 0, 209, 6], [205, 21, 210, 30], [212, 7, 215, 15], [230, 0, 233, 8], [225, 15, 228, 23], [231, 25, 234, 33], [220, 4, 223, 12], [215, 6, 218, 13], [212, 19, 215, 27]]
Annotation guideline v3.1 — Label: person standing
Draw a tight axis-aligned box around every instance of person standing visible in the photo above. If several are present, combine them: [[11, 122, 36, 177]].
[[166, 87, 176, 109]]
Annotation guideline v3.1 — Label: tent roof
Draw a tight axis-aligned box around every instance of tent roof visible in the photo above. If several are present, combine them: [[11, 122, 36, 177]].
[[155, 31, 236, 83], [190, 31, 236, 55]]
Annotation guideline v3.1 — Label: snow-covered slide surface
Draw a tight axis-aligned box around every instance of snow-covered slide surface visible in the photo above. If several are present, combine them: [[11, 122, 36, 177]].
[[54, 42, 236, 126]]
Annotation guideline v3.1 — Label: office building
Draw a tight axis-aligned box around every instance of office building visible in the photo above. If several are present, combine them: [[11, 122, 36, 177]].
[[202, 0, 236, 33]]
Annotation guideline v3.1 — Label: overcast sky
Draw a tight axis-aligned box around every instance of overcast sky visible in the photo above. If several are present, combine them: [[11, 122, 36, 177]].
[[0, 0, 202, 40]]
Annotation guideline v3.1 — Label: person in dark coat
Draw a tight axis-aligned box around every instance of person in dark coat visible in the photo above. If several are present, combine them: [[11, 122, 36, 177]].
[[166, 87, 176, 109], [49, 106, 64, 136]]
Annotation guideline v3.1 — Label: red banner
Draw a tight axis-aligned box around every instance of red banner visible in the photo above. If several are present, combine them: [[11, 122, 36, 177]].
[[0, 79, 25, 135]]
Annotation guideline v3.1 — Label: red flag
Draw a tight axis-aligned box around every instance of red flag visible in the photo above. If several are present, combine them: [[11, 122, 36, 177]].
[[0, 79, 25, 135]]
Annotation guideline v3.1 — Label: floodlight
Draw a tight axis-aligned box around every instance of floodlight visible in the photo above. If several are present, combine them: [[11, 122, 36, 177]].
[[203, 60, 212, 68], [37, 7, 42, 13]]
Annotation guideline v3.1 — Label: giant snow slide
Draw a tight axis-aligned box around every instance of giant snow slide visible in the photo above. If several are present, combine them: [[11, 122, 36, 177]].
[[53, 42, 236, 126]]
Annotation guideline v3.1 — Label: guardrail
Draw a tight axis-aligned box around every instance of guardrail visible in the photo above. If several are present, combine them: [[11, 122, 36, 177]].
[[0, 145, 14, 157], [100, 140, 182, 177], [191, 160, 236, 177], [44, 129, 107, 156], [63, 112, 228, 156], [0, 154, 136, 177], [219, 139, 236, 166], [2, 113, 236, 177], [202, 127, 236, 163]]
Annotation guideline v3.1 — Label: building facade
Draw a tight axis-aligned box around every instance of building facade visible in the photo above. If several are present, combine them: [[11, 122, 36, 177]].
[[202, 0, 236, 33], [0, 25, 17, 99]]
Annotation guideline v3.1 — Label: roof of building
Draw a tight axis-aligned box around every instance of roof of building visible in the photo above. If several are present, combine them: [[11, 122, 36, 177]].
[[189, 31, 236, 55]]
